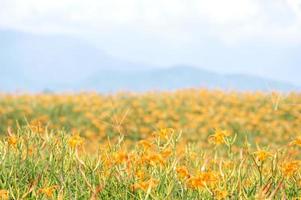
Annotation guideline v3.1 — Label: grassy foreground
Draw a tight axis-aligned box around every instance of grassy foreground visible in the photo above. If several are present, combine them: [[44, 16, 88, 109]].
[[1, 126, 301, 199]]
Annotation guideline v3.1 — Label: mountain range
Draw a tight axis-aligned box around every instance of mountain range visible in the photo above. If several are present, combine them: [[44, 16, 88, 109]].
[[0, 30, 299, 92]]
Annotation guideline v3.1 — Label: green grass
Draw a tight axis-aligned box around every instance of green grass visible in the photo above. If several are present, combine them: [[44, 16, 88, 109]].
[[0, 126, 301, 199]]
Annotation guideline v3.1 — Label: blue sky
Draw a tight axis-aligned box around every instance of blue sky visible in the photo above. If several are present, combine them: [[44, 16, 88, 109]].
[[1, 0, 301, 85]]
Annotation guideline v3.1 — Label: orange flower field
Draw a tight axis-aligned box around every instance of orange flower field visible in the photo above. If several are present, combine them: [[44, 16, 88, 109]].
[[0, 89, 300, 199]]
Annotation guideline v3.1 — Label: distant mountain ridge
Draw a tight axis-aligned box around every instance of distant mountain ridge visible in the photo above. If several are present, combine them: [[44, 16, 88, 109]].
[[0, 30, 299, 92], [81, 66, 300, 92]]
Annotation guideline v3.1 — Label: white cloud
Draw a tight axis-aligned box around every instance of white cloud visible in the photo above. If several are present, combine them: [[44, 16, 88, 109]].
[[0, 0, 301, 44], [194, 0, 260, 25], [1, 0, 301, 85]]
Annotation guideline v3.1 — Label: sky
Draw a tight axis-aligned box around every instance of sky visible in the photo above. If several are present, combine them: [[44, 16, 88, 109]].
[[1, 0, 301, 85]]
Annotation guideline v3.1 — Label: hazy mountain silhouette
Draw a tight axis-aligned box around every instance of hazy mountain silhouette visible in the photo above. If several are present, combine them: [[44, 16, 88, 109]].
[[82, 66, 299, 92], [0, 30, 299, 92], [0, 30, 144, 91]]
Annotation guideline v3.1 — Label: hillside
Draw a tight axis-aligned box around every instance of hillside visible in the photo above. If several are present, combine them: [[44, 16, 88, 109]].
[[0, 30, 299, 92]]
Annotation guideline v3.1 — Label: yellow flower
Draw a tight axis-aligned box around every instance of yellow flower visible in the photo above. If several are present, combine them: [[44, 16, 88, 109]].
[[153, 128, 174, 140], [160, 148, 172, 159], [68, 134, 84, 149], [187, 176, 205, 189], [176, 166, 190, 179], [0, 190, 9, 200], [148, 153, 165, 166], [30, 121, 45, 134], [254, 150, 273, 162], [282, 160, 300, 177], [131, 178, 159, 192], [135, 170, 145, 180], [208, 129, 230, 145], [7, 135, 17, 147], [187, 170, 219, 190], [199, 171, 219, 185], [138, 140, 153, 150], [114, 151, 128, 164], [290, 137, 301, 147], [38, 185, 57, 198], [214, 189, 228, 200]]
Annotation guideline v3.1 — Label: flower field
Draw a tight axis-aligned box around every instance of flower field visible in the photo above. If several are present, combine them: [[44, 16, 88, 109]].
[[0, 89, 301, 199]]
